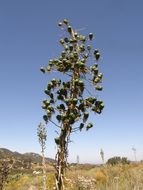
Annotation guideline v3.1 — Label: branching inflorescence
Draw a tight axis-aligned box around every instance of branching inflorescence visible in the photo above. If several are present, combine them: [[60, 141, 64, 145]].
[[40, 19, 104, 190]]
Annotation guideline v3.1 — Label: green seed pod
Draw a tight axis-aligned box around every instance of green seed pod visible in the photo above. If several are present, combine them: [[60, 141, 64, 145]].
[[74, 32, 78, 37], [48, 82, 53, 90], [63, 19, 68, 25], [83, 111, 89, 122], [100, 102, 104, 108], [94, 50, 100, 60], [98, 73, 103, 79], [47, 112, 52, 119], [50, 99, 55, 104], [59, 39, 64, 45], [79, 35, 86, 42], [79, 103, 85, 112], [58, 22, 62, 27], [47, 66, 51, 72], [87, 45, 92, 51], [86, 123, 93, 130], [64, 37, 69, 43], [47, 109, 51, 114], [81, 58, 86, 63], [94, 68, 99, 75], [44, 89, 49, 95], [63, 82, 70, 88], [57, 94, 64, 100], [89, 33, 94, 40], [91, 65, 96, 71], [86, 97, 95, 104], [94, 78, 100, 84], [60, 104, 65, 110], [43, 100, 50, 106], [95, 86, 103, 91], [61, 51, 66, 58], [69, 45, 73, 51], [95, 108, 101, 114], [47, 105, 53, 111], [64, 98, 70, 105], [51, 78, 56, 83], [91, 107, 96, 112], [69, 112, 75, 118], [79, 123, 84, 131], [56, 105, 61, 109], [49, 61, 53, 66], [67, 26, 72, 33], [42, 104, 47, 109], [40, 67, 46, 73], [95, 101, 104, 114], [55, 137, 60, 145], [58, 88, 67, 96], [56, 115, 62, 122], [79, 45, 85, 52], [95, 52, 100, 60], [79, 62, 85, 69], [49, 59, 53, 62], [43, 115, 48, 123], [64, 45, 69, 51], [56, 80, 61, 87], [49, 93, 54, 99], [93, 97, 97, 103], [94, 49, 99, 54], [69, 53, 74, 60]]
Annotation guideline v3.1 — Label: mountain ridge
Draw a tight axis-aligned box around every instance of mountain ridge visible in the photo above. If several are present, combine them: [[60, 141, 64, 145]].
[[0, 147, 55, 166]]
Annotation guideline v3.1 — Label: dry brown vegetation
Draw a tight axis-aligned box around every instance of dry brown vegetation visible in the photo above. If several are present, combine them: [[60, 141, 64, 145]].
[[4, 162, 143, 190]]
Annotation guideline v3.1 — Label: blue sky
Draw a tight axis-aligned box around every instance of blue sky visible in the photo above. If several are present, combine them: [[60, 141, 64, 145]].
[[0, 0, 143, 163]]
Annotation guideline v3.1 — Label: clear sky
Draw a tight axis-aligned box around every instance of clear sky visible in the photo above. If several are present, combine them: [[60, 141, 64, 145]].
[[0, 0, 143, 163]]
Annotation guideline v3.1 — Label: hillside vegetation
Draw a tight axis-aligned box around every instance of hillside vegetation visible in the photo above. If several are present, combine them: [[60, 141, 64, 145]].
[[3, 162, 143, 190], [0, 148, 54, 174], [1, 148, 143, 190]]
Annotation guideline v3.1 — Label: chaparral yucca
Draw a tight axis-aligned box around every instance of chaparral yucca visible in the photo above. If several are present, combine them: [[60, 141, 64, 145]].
[[40, 19, 104, 190]]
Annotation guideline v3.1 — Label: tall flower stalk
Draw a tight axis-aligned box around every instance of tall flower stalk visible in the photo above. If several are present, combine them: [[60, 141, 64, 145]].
[[37, 122, 47, 190], [40, 19, 104, 190]]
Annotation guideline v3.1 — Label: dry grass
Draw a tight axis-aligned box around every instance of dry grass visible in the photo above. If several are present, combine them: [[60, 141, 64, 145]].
[[4, 162, 143, 190]]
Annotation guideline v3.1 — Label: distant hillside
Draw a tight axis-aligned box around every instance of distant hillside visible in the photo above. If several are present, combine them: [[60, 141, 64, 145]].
[[0, 148, 55, 171]]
